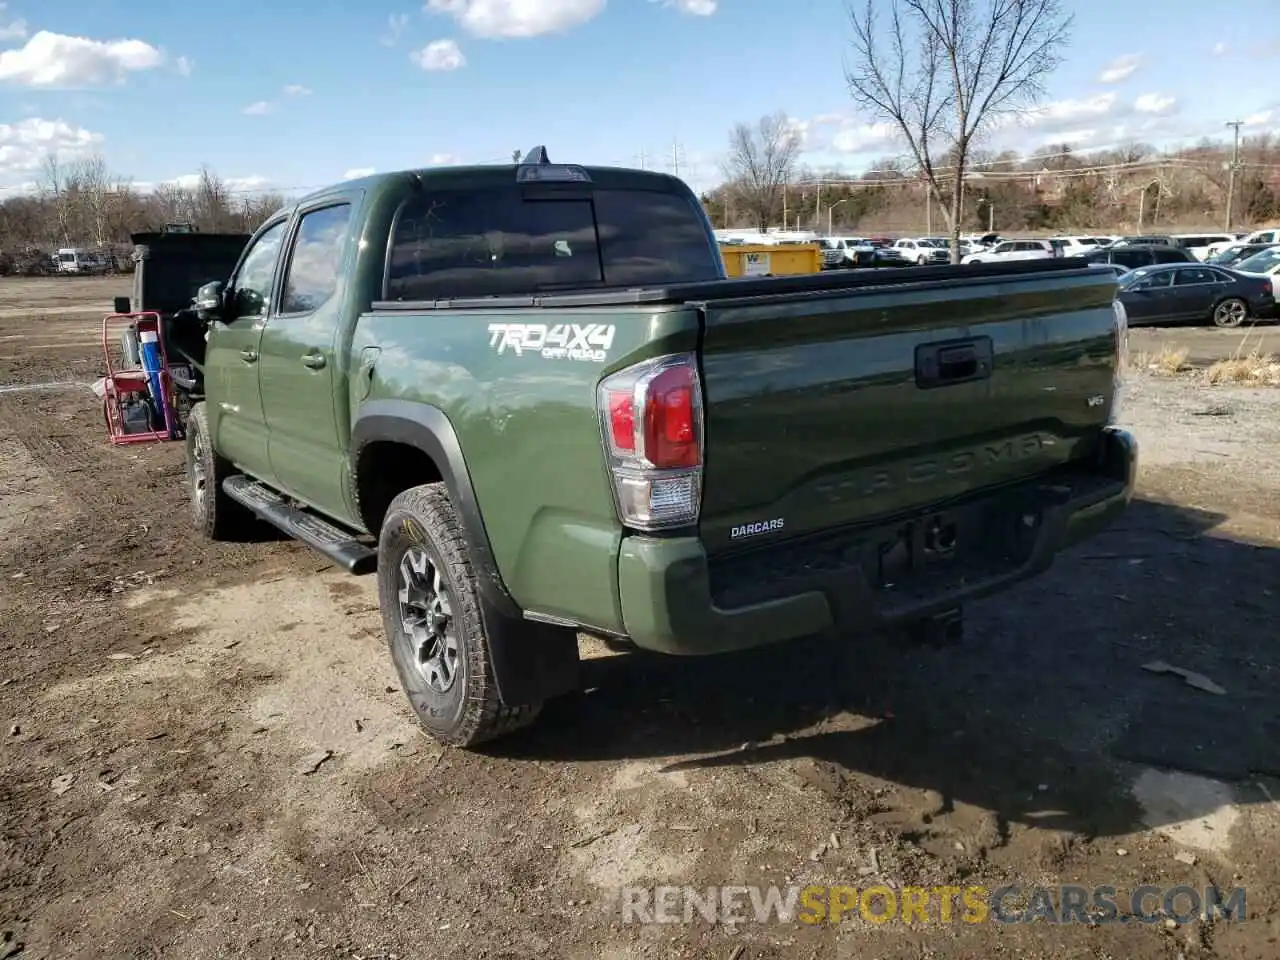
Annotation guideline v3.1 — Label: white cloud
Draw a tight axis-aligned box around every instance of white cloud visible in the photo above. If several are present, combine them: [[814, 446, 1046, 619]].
[[1245, 110, 1274, 127], [1211, 41, 1228, 56], [343, 167, 376, 179], [1134, 93, 1176, 116], [412, 38, 465, 70], [381, 12, 411, 45], [429, 152, 459, 164], [0, 2, 27, 41], [173, 55, 193, 76], [655, 0, 716, 14], [0, 30, 164, 87], [829, 121, 899, 154], [152, 173, 273, 194], [0, 117, 103, 181], [820, 89, 1188, 161], [424, 0, 605, 39], [283, 83, 311, 96], [1097, 53, 1142, 84], [242, 100, 272, 116]]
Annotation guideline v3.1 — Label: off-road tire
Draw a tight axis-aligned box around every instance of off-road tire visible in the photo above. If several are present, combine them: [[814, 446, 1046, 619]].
[[377, 483, 541, 748], [1212, 297, 1249, 328], [185, 402, 251, 540]]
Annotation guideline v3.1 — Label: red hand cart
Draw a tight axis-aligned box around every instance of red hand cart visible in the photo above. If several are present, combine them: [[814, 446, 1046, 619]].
[[101, 311, 178, 445]]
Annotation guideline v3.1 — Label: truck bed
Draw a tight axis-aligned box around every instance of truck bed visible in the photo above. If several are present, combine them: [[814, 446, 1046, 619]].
[[370, 257, 1100, 312]]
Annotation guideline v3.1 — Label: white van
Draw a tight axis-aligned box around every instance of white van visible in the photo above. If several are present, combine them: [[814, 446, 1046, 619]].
[[54, 248, 110, 274]]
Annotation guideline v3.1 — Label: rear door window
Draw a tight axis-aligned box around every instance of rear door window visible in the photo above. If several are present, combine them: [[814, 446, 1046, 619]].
[[1174, 267, 1215, 285], [385, 186, 718, 299]]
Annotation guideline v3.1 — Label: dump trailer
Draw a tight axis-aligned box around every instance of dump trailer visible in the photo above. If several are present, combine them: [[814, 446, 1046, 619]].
[[719, 242, 823, 277]]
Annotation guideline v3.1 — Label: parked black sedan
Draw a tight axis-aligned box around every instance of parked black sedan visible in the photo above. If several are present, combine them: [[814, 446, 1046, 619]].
[[1115, 263, 1276, 328]]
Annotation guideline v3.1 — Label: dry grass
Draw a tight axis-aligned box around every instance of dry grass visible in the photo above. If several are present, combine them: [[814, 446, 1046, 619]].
[[1132, 343, 1192, 376], [1132, 334, 1280, 387], [1205, 346, 1280, 385]]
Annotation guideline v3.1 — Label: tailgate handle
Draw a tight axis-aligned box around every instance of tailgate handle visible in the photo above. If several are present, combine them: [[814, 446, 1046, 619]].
[[915, 337, 993, 388]]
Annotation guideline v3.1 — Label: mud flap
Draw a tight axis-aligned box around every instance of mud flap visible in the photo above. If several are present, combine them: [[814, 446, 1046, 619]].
[[478, 595, 581, 707]]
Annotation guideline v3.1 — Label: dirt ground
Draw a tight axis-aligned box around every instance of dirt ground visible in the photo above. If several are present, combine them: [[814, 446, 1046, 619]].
[[3, 275, 1280, 960]]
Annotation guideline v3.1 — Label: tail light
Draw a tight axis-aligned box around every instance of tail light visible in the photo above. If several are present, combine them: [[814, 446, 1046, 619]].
[[1109, 298, 1128, 425], [597, 353, 703, 530]]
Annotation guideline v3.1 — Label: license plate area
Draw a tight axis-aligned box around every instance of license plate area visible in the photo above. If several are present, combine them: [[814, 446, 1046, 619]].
[[874, 501, 1042, 589]]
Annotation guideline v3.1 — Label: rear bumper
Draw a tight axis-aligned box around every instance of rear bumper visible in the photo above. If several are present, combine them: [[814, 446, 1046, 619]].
[[617, 427, 1138, 655]]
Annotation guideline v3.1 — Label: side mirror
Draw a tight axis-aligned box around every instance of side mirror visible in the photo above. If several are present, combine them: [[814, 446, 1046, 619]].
[[195, 280, 225, 321], [113, 296, 131, 314]]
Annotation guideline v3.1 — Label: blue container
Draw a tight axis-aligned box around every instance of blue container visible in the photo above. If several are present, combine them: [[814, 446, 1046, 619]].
[[138, 329, 166, 430]]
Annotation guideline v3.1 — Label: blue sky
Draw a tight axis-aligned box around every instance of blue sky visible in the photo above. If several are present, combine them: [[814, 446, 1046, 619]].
[[0, 0, 1277, 198]]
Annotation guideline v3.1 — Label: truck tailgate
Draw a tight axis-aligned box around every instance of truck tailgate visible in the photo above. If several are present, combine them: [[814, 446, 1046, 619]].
[[695, 267, 1120, 555]]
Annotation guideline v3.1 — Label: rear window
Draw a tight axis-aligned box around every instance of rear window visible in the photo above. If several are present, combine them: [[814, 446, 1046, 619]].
[[1112, 249, 1151, 268], [385, 186, 719, 300], [1154, 247, 1189, 263]]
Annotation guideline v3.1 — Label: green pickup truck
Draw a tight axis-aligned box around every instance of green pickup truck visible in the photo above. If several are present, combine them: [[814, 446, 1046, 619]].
[[181, 148, 1137, 747]]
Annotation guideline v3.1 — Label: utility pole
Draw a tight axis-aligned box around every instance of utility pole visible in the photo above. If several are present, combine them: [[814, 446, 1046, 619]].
[[1224, 120, 1243, 232], [671, 138, 681, 178], [638, 147, 648, 170]]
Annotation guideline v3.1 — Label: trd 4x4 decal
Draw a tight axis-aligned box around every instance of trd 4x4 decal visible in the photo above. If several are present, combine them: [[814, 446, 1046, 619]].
[[487, 323, 616, 362]]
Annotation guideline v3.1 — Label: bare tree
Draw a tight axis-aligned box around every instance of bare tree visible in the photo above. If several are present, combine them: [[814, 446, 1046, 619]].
[[845, 0, 1072, 261], [722, 112, 802, 232], [37, 154, 76, 246], [75, 154, 113, 248]]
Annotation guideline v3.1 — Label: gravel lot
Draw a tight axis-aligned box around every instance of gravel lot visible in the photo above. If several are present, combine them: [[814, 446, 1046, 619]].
[[2, 276, 1279, 960]]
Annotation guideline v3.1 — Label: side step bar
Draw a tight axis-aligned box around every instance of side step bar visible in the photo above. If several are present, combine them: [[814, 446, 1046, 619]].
[[222, 476, 377, 575]]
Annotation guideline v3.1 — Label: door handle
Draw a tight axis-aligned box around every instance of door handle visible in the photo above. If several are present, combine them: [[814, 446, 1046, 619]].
[[914, 336, 993, 389], [240, 349, 257, 363], [301, 353, 326, 370]]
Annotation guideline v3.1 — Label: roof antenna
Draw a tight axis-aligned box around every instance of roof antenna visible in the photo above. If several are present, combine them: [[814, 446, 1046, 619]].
[[522, 146, 550, 164]]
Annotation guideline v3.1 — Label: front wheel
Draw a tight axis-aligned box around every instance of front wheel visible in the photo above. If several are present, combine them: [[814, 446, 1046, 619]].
[[185, 402, 252, 540], [377, 483, 541, 748], [1212, 297, 1249, 328]]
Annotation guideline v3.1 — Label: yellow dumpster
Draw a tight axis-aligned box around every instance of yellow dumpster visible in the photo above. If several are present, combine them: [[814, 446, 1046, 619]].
[[719, 243, 822, 278]]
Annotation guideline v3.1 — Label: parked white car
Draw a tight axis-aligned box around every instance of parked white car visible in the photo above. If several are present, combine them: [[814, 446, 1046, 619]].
[[961, 238, 1060, 264], [893, 237, 951, 265], [1172, 233, 1237, 261], [1053, 235, 1111, 257], [1206, 228, 1280, 259]]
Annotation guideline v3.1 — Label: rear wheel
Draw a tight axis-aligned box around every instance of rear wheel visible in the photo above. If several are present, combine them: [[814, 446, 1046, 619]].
[[1212, 297, 1249, 328], [377, 483, 541, 748]]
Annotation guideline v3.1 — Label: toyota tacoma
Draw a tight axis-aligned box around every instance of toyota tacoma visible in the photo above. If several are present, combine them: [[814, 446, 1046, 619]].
[[175, 147, 1137, 747]]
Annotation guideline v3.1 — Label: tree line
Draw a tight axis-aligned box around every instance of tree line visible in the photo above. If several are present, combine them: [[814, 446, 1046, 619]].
[[705, 124, 1280, 237], [0, 155, 286, 274]]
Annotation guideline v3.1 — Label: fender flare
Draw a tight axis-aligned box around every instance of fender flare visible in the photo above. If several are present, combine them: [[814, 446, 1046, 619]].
[[351, 398, 515, 615], [350, 399, 579, 706]]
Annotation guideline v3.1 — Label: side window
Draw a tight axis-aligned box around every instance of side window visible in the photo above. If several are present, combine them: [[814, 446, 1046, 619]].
[[1174, 267, 1214, 285], [228, 220, 287, 323], [281, 204, 353, 314], [994, 242, 1012, 254], [1143, 271, 1174, 288], [1113, 250, 1145, 268]]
